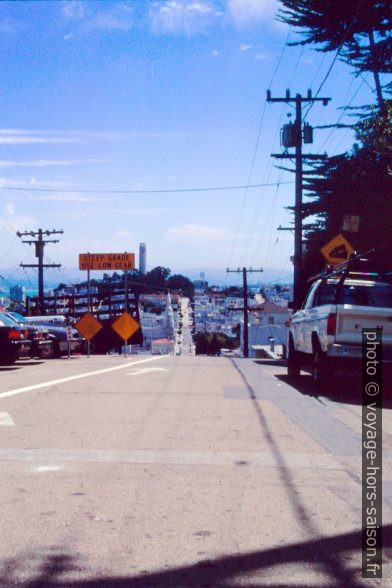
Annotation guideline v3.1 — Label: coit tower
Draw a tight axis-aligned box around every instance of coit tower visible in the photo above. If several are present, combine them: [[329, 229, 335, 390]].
[[139, 243, 147, 275]]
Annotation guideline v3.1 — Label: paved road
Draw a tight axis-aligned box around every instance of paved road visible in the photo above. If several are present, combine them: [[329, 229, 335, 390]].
[[0, 355, 391, 586]]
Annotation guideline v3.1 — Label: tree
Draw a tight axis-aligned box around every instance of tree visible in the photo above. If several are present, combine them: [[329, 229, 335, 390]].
[[145, 266, 171, 289], [301, 101, 392, 281], [278, 0, 392, 108], [167, 274, 194, 296]]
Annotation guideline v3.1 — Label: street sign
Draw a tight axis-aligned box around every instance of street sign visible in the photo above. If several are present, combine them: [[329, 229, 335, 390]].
[[111, 312, 140, 341], [343, 215, 360, 233], [74, 312, 103, 341], [79, 253, 135, 271], [321, 233, 355, 264]]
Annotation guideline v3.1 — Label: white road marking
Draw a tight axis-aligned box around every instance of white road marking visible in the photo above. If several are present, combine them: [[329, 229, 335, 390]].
[[0, 412, 14, 426], [35, 465, 63, 472], [127, 367, 169, 376], [0, 355, 168, 400]]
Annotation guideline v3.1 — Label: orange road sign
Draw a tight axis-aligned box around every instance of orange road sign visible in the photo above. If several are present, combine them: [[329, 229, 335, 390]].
[[75, 312, 103, 341], [111, 312, 140, 341], [321, 233, 355, 264], [79, 253, 135, 271]]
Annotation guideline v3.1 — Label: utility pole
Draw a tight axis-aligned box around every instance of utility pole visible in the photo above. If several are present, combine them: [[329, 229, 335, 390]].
[[267, 89, 330, 309], [226, 267, 263, 358], [17, 228, 63, 313]]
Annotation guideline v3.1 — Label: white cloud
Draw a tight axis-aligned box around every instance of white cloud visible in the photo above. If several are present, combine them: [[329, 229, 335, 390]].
[[62, 2, 133, 32], [36, 194, 111, 203], [88, 5, 134, 32], [0, 159, 109, 168], [150, 0, 221, 35], [122, 207, 167, 215], [62, 1, 86, 20], [0, 129, 122, 145], [0, 177, 71, 190], [0, 17, 26, 35], [165, 223, 230, 242], [226, 0, 278, 27], [255, 52, 268, 60], [0, 205, 38, 232]]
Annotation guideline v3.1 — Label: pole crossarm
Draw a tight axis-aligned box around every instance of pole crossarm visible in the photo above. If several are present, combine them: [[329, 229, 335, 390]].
[[20, 264, 61, 269], [267, 89, 330, 105], [271, 153, 328, 160]]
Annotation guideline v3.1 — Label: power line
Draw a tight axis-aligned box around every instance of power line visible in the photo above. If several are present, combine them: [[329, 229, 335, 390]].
[[0, 181, 294, 195], [227, 27, 294, 269]]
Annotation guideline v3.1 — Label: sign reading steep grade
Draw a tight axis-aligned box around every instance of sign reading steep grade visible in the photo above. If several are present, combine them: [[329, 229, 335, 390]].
[[79, 253, 135, 271]]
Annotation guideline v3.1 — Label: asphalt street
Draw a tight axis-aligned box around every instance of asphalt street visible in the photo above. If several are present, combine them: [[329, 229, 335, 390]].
[[0, 354, 391, 586]]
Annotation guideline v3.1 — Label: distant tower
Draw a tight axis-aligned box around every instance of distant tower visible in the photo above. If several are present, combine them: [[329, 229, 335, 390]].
[[139, 243, 146, 275]]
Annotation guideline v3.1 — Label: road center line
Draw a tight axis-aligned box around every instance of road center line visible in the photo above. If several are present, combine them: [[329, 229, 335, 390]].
[[0, 355, 168, 400]]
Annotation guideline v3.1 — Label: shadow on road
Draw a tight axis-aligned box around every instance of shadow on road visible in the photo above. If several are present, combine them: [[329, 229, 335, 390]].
[[1, 524, 390, 587], [277, 373, 392, 408]]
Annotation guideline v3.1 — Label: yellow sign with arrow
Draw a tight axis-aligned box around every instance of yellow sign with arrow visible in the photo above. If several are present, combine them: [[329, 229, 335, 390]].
[[321, 233, 355, 265]]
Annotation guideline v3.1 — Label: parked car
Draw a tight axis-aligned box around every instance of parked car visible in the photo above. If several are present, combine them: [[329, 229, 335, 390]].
[[24, 315, 84, 357], [0, 313, 31, 364], [2, 312, 54, 359], [287, 266, 392, 382]]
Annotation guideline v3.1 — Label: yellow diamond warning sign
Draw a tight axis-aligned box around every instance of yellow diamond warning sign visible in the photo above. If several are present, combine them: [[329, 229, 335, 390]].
[[321, 233, 355, 265], [111, 312, 140, 341], [75, 312, 103, 341]]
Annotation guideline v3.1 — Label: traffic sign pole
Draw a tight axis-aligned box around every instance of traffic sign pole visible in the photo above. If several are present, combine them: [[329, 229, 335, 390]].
[[87, 267, 91, 358]]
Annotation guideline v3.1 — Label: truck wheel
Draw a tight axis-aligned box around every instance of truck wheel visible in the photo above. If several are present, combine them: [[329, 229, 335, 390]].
[[287, 339, 300, 377], [312, 351, 328, 383]]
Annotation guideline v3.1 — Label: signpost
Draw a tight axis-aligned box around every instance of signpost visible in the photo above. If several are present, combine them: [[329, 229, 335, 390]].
[[321, 233, 354, 265], [74, 312, 103, 358], [66, 325, 73, 359], [111, 312, 140, 357], [78, 252, 136, 357], [342, 215, 360, 233]]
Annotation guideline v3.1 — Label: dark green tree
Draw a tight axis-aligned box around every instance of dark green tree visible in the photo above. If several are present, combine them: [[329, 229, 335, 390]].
[[167, 274, 194, 296], [145, 266, 171, 289], [301, 101, 392, 280], [278, 0, 391, 107]]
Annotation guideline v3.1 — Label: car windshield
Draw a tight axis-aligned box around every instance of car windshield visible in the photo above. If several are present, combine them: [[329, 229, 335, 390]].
[[0, 313, 18, 326], [7, 312, 26, 323]]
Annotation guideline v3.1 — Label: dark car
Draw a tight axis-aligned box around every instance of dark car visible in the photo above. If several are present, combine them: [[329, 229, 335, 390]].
[[0, 313, 31, 364], [2, 312, 54, 359]]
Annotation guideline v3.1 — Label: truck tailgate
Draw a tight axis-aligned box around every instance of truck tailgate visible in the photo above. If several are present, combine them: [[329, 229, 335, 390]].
[[335, 304, 392, 345]]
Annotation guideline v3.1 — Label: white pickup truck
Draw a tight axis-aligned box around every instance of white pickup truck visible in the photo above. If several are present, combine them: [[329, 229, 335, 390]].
[[287, 276, 392, 381]]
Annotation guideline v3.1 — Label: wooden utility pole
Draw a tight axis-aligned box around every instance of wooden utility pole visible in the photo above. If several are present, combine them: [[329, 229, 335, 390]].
[[17, 228, 63, 313], [226, 267, 263, 358], [267, 89, 330, 309]]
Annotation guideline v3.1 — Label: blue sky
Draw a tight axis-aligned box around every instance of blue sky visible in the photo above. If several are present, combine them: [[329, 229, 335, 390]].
[[0, 0, 383, 288]]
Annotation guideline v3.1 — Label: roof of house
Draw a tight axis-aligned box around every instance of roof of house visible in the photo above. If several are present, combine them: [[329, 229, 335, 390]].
[[254, 300, 289, 314]]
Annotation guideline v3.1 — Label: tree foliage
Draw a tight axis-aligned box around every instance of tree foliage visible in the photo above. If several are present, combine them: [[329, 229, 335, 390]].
[[301, 101, 392, 282], [278, 1, 392, 98], [195, 331, 239, 356]]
